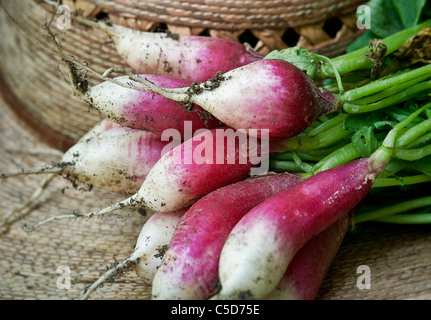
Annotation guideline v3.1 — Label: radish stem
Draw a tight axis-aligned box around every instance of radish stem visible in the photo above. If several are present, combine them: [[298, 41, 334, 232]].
[[330, 19, 431, 76], [341, 64, 431, 103], [343, 80, 431, 114], [373, 213, 431, 224], [353, 196, 431, 223], [372, 175, 431, 188]]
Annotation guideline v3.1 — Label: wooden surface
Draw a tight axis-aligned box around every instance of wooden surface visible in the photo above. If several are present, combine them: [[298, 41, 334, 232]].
[[0, 91, 431, 300]]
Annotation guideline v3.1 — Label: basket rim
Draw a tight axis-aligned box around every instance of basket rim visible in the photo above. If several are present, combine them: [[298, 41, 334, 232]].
[[56, 0, 367, 31]]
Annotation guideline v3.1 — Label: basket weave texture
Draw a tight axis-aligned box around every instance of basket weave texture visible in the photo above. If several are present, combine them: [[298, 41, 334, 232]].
[[1, 1, 431, 301]]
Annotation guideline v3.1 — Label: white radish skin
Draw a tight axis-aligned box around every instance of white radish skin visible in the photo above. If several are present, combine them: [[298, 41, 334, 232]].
[[59, 127, 169, 193], [77, 118, 122, 142], [133, 209, 187, 284], [71, 16, 263, 82], [1, 127, 172, 193]]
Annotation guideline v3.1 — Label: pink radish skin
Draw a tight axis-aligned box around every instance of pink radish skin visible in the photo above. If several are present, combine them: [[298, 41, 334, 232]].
[[212, 157, 385, 300], [88, 74, 222, 137], [138, 127, 272, 212], [139, 59, 339, 139], [132, 208, 188, 284], [72, 17, 263, 82], [151, 173, 303, 300], [265, 215, 350, 300]]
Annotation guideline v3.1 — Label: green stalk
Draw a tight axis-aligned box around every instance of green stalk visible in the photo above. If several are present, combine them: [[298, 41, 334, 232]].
[[330, 19, 431, 76], [396, 118, 431, 147], [270, 151, 326, 162], [306, 143, 360, 176], [353, 196, 431, 223], [372, 174, 431, 188], [372, 213, 431, 224], [306, 113, 347, 136], [343, 80, 431, 114], [280, 123, 352, 153], [269, 160, 305, 172], [348, 73, 431, 105], [394, 143, 431, 161], [340, 64, 431, 103], [405, 131, 431, 148]]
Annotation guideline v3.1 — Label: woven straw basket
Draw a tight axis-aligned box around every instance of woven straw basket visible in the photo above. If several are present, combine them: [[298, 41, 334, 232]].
[[1, 1, 431, 301]]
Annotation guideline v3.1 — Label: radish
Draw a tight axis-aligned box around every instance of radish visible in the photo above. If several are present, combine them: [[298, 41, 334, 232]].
[[22, 126, 273, 231], [42, 17, 222, 139], [48, 15, 336, 140], [211, 104, 430, 300], [151, 172, 303, 300], [71, 14, 263, 82], [0, 119, 120, 234], [137, 126, 270, 212], [265, 214, 350, 300], [79, 208, 188, 300], [133, 209, 187, 284], [131, 59, 339, 139], [85, 74, 222, 136], [77, 118, 122, 141], [1, 127, 173, 193]]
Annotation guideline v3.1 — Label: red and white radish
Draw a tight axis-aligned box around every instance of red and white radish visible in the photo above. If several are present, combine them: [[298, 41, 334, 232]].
[[265, 214, 350, 300], [42, 18, 222, 139], [71, 15, 263, 82], [211, 104, 429, 300], [77, 118, 122, 141], [133, 209, 187, 284], [85, 74, 223, 137], [134, 59, 339, 139], [151, 172, 303, 300], [79, 208, 188, 300], [22, 126, 273, 231], [1, 126, 173, 193]]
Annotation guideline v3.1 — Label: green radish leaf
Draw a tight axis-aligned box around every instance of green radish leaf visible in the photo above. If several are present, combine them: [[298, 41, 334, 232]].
[[374, 120, 397, 130], [264, 47, 324, 79], [351, 126, 379, 157], [348, 0, 429, 52], [343, 111, 388, 131], [393, 0, 427, 28], [368, 0, 404, 38], [264, 47, 344, 91]]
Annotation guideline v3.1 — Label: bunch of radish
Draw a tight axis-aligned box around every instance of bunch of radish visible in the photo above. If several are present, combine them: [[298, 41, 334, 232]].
[[2, 5, 431, 301]]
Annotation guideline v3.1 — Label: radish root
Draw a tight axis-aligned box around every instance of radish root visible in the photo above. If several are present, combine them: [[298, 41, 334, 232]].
[[1, 164, 63, 180], [80, 255, 139, 300], [0, 174, 56, 234], [21, 195, 140, 233]]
